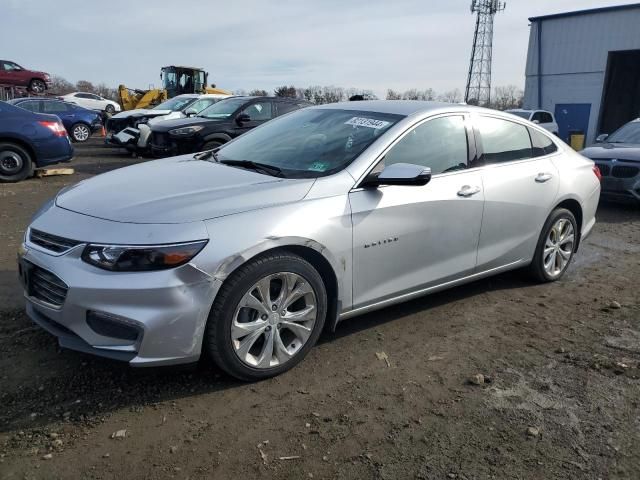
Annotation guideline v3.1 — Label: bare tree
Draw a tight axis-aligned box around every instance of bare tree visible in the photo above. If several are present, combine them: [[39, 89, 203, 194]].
[[248, 89, 269, 96], [438, 88, 463, 103], [75, 80, 95, 93], [233, 88, 247, 96], [386, 89, 402, 100], [274, 85, 298, 98], [401, 88, 436, 101], [94, 83, 117, 101], [490, 85, 524, 111], [48, 75, 75, 95], [321, 86, 345, 104]]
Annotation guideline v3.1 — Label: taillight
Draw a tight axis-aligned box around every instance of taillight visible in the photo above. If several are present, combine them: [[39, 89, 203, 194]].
[[38, 121, 67, 137], [592, 165, 602, 181]]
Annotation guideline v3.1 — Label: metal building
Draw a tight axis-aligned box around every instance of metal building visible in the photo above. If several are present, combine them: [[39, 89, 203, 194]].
[[524, 4, 640, 145]]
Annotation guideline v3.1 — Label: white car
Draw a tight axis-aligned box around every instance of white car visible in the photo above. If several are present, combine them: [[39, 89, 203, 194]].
[[62, 92, 121, 114], [506, 109, 559, 136]]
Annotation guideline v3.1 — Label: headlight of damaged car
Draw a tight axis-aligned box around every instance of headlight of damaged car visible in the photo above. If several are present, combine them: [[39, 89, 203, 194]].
[[168, 125, 204, 136], [81, 240, 208, 271]]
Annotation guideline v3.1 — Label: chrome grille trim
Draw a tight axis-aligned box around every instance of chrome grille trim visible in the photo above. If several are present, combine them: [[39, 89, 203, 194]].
[[29, 229, 81, 254]]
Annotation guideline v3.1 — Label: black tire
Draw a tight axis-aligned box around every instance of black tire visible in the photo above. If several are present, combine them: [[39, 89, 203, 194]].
[[201, 140, 223, 151], [71, 123, 91, 143], [105, 104, 115, 114], [204, 252, 327, 381], [0, 142, 34, 183], [528, 208, 578, 282], [28, 79, 46, 94]]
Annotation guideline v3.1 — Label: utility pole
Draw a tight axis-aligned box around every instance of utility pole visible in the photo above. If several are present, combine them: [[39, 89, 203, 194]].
[[464, 0, 506, 107]]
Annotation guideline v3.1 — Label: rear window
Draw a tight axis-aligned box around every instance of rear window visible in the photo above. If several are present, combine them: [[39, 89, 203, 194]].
[[529, 128, 558, 157]]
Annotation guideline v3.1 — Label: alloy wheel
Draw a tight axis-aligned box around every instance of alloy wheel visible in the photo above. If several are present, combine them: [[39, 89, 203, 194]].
[[231, 272, 317, 369], [73, 125, 90, 142], [30, 80, 46, 93], [543, 218, 574, 277]]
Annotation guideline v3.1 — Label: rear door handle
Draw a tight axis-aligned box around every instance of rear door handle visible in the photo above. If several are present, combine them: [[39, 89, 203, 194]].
[[457, 185, 481, 197], [535, 172, 553, 183]]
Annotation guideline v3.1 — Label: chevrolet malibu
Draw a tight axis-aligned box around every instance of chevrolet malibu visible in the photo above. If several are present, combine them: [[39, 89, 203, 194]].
[[18, 101, 601, 380]]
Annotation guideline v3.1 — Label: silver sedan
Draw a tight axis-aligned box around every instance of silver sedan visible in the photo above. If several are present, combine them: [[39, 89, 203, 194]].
[[18, 101, 601, 380]]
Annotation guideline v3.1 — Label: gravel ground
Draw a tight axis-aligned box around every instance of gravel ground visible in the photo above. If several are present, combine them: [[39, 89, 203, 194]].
[[0, 139, 639, 479]]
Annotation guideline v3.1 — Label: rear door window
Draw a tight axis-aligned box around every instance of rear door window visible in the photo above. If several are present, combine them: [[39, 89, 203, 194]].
[[43, 101, 71, 113], [529, 127, 558, 157], [476, 116, 533, 165], [241, 101, 273, 121]]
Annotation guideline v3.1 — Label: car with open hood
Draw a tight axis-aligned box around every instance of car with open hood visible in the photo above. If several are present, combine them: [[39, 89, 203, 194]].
[[149, 96, 311, 157]]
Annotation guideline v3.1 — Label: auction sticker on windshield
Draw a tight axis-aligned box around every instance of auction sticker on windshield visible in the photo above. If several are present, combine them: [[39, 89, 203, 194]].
[[345, 117, 391, 129]]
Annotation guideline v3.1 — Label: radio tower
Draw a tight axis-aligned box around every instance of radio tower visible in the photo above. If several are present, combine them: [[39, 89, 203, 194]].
[[464, 0, 506, 106]]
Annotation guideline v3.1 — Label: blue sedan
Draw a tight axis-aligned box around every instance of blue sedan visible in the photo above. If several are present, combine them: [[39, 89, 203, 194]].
[[8, 97, 102, 142], [0, 100, 74, 182]]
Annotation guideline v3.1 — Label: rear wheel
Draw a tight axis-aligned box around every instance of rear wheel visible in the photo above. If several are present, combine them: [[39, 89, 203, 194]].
[[28, 79, 46, 94], [204, 252, 327, 381], [0, 142, 33, 183], [71, 123, 91, 142], [528, 208, 577, 282]]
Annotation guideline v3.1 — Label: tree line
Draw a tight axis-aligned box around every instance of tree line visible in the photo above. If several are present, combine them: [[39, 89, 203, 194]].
[[47, 74, 524, 111]]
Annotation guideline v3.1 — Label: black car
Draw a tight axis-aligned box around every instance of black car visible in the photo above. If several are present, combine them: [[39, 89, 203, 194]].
[[149, 96, 311, 157], [581, 119, 640, 202]]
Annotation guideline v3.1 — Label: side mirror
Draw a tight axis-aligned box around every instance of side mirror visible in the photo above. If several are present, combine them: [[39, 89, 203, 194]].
[[185, 108, 198, 117], [595, 133, 609, 143], [532, 119, 540, 124], [362, 163, 432, 188], [236, 113, 251, 125]]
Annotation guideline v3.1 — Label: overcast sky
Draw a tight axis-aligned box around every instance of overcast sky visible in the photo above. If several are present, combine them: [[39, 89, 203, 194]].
[[3, 0, 638, 97]]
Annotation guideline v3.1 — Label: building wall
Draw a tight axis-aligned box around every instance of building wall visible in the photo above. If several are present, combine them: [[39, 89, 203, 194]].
[[524, 7, 640, 144]]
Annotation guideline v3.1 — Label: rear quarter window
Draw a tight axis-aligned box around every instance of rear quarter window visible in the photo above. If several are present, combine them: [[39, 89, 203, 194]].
[[529, 127, 558, 157]]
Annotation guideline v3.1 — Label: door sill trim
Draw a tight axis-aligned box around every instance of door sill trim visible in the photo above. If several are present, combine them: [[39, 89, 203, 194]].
[[339, 259, 526, 321]]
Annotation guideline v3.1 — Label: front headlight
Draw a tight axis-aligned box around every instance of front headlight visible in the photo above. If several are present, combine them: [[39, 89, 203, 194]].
[[81, 240, 208, 272], [169, 125, 204, 136]]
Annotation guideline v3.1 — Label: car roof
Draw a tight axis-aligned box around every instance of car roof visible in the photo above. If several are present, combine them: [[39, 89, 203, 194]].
[[312, 100, 470, 116]]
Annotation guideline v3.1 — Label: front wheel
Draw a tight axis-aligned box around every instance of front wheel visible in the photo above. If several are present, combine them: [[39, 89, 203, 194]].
[[204, 252, 327, 381], [201, 140, 223, 151], [105, 104, 115, 114], [528, 208, 578, 282], [28, 79, 46, 94], [71, 123, 91, 142], [0, 142, 33, 183]]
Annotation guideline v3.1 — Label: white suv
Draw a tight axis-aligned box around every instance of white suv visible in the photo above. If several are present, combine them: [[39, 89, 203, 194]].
[[506, 109, 558, 136]]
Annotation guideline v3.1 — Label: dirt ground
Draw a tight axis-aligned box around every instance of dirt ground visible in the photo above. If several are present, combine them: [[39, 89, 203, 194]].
[[0, 139, 639, 479]]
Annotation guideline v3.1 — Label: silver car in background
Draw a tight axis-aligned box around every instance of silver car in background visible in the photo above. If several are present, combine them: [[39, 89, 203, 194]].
[[18, 101, 601, 380]]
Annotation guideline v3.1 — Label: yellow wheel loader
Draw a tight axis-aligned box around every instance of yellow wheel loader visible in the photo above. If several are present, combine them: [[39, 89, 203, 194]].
[[118, 66, 232, 111]]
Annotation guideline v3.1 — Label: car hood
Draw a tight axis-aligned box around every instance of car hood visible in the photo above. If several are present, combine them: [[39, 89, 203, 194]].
[[581, 143, 640, 162], [55, 155, 315, 224], [148, 112, 185, 125], [111, 109, 172, 119], [153, 116, 228, 132]]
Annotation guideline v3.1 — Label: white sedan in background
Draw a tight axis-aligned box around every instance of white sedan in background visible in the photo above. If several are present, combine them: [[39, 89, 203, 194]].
[[61, 92, 121, 114], [506, 109, 559, 136]]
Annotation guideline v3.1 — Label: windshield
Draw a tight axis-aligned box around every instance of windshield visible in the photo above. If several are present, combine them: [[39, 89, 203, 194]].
[[607, 121, 640, 143], [199, 97, 247, 119], [153, 97, 197, 111], [216, 108, 404, 178], [507, 111, 531, 120]]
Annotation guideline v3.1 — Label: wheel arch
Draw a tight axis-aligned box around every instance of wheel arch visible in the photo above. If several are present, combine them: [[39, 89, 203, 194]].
[[553, 197, 583, 251], [211, 238, 344, 333], [0, 137, 36, 163], [202, 133, 232, 144]]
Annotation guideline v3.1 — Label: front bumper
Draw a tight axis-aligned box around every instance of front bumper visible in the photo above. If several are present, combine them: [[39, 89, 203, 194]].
[[593, 160, 640, 201], [19, 239, 221, 367]]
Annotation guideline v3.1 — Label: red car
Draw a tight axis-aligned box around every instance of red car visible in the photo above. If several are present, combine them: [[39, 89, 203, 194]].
[[0, 60, 51, 94]]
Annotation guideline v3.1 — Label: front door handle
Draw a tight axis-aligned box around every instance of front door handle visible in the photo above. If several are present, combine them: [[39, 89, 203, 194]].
[[457, 185, 481, 197], [535, 172, 553, 183]]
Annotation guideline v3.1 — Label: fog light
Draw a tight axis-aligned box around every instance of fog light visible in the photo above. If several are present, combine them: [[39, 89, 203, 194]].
[[86, 311, 142, 342]]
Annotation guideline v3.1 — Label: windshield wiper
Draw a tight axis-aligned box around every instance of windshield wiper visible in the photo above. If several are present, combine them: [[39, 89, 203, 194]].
[[193, 149, 219, 161], [219, 159, 284, 177]]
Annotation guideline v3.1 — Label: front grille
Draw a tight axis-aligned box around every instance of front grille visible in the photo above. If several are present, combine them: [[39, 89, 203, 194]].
[[596, 163, 611, 176], [151, 132, 168, 147], [612, 166, 639, 178], [30, 266, 69, 307], [29, 229, 81, 254]]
